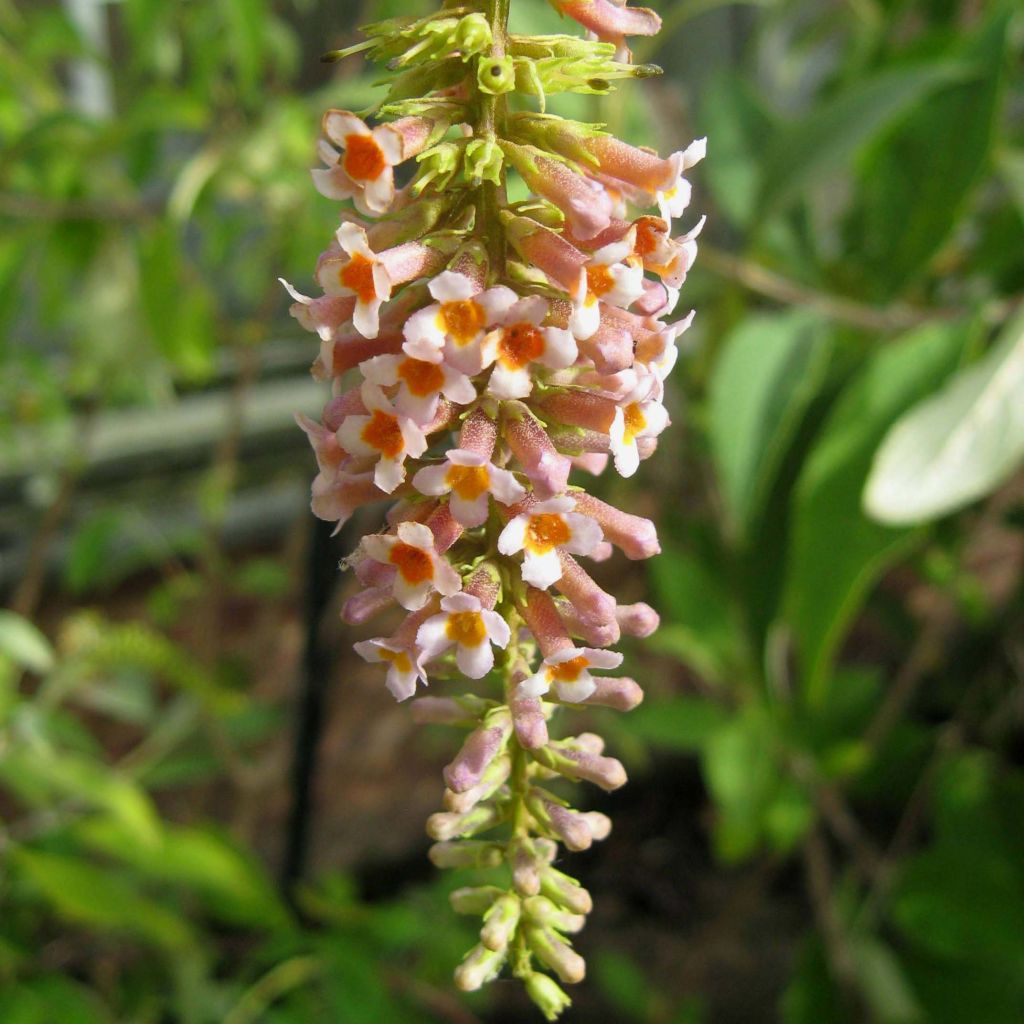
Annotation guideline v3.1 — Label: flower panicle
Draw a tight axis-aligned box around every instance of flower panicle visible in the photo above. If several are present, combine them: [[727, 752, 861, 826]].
[[292, 0, 702, 1015]]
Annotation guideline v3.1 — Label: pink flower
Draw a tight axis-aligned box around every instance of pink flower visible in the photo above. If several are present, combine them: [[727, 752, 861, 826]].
[[570, 232, 645, 341], [316, 223, 393, 338], [609, 376, 669, 477], [362, 521, 462, 611], [498, 497, 603, 589], [403, 271, 518, 373], [313, 111, 429, 216], [481, 296, 578, 399], [360, 352, 476, 424], [417, 594, 512, 679], [413, 449, 526, 528], [519, 647, 624, 703], [337, 383, 428, 493], [354, 637, 428, 701]]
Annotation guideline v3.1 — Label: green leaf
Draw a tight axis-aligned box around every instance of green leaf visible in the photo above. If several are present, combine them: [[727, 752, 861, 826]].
[[864, 308, 1024, 524], [14, 848, 194, 949], [626, 696, 730, 753], [702, 704, 777, 861], [699, 70, 772, 229], [999, 149, 1024, 222], [649, 545, 742, 681], [759, 61, 974, 216], [0, 611, 55, 674], [77, 819, 292, 930], [785, 321, 966, 703], [64, 510, 127, 594], [847, 10, 1010, 298], [0, 976, 111, 1024], [709, 310, 832, 539]]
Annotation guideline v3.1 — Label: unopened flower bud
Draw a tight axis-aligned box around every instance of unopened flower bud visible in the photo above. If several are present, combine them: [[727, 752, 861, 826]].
[[525, 926, 586, 984], [443, 711, 512, 793], [582, 674, 644, 711], [454, 943, 506, 991], [480, 893, 522, 951], [426, 801, 504, 841], [454, 13, 492, 56], [523, 895, 587, 934], [465, 138, 504, 185], [525, 971, 573, 1021], [429, 840, 504, 870], [540, 866, 593, 916], [450, 885, 504, 916]]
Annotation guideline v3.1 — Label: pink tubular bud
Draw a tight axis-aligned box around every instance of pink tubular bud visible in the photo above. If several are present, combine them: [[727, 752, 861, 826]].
[[571, 452, 609, 475], [505, 405, 572, 499], [555, 553, 619, 634], [577, 318, 634, 375], [445, 753, 512, 813], [323, 388, 367, 431], [544, 801, 596, 852], [539, 390, 617, 434], [570, 493, 660, 559], [504, 215, 587, 292], [581, 675, 644, 711], [444, 714, 512, 793], [590, 540, 613, 563], [310, 471, 382, 526], [315, 329, 405, 379], [378, 240, 445, 288], [465, 562, 502, 610], [552, 0, 661, 50], [341, 586, 393, 624], [617, 603, 660, 638], [458, 408, 498, 458], [410, 692, 495, 726], [504, 143, 613, 241], [580, 132, 676, 194], [425, 503, 464, 554], [560, 747, 628, 791], [511, 690, 550, 750], [520, 587, 574, 659]]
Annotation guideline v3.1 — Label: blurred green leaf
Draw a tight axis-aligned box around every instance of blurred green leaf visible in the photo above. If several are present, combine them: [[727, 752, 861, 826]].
[[627, 696, 730, 753], [14, 849, 195, 949], [785, 321, 966, 703], [759, 61, 973, 217], [0, 612, 55, 674], [709, 310, 832, 540], [0, 976, 111, 1024], [847, 10, 1011, 298], [864, 308, 1024, 525], [64, 510, 127, 594], [699, 70, 772, 229], [650, 545, 743, 681], [702, 704, 778, 860]]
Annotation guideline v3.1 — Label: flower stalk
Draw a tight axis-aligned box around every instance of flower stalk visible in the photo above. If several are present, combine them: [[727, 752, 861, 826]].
[[290, 0, 703, 1015]]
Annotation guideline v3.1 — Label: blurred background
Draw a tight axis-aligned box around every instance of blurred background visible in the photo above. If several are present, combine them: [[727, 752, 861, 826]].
[[1, 0, 1023, 1021]]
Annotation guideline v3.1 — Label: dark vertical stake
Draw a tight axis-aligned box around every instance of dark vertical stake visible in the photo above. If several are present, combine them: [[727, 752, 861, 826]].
[[283, 515, 340, 895]]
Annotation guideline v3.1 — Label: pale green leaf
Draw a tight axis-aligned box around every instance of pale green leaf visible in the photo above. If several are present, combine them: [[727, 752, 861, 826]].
[[0, 611, 55, 674], [864, 310, 1024, 524]]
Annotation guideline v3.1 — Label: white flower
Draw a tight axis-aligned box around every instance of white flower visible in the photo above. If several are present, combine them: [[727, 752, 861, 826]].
[[316, 222, 391, 338], [353, 638, 427, 701], [497, 496, 603, 589], [360, 353, 476, 424], [518, 647, 624, 703], [481, 296, 578, 399], [656, 137, 706, 223], [337, 383, 428, 493], [416, 593, 511, 679], [608, 376, 670, 478], [362, 521, 462, 611], [570, 231, 645, 341], [403, 271, 518, 373], [412, 449, 526, 528], [312, 111, 404, 216]]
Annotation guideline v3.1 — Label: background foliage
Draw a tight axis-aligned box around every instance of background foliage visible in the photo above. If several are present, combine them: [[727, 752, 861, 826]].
[[1, 0, 1022, 1020]]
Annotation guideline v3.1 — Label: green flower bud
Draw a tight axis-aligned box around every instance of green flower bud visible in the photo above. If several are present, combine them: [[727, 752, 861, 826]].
[[480, 893, 521, 951], [525, 972, 573, 1022], [478, 56, 516, 95], [454, 14, 492, 57], [454, 943, 506, 992], [450, 885, 504, 916], [413, 142, 462, 194], [464, 137, 504, 186]]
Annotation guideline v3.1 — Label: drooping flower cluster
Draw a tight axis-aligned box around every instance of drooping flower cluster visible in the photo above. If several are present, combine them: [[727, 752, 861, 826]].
[[290, 1, 702, 1017]]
